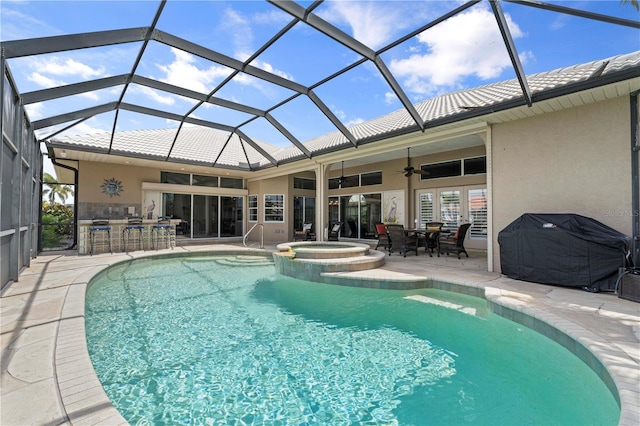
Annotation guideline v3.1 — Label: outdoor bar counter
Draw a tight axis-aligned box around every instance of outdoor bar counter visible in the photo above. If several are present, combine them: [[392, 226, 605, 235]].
[[77, 218, 179, 255]]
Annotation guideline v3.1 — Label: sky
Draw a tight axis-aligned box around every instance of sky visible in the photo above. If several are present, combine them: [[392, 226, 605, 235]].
[[1, 0, 638, 186]]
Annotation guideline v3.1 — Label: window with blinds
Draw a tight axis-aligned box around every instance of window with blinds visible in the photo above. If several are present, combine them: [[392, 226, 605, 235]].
[[418, 193, 434, 227], [468, 188, 487, 239], [440, 190, 461, 231]]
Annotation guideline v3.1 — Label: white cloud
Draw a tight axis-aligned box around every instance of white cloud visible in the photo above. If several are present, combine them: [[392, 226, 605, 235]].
[[222, 6, 254, 60], [251, 59, 295, 81], [253, 9, 291, 26], [390, 6, 533, 96], [319, 1, 422, 50], [550, 15, 568, 31], [384, 92, 398, 105], [330, 104, 347, 121], [31, 56, 105, 79], [220, 6, 294, 84], [134, 85, 176, 106], [28, 72, 100, 101], [28, 72, 61, 88], [74, 121, 108, 135], [24, 102, 44, 120], [0, 7, 60, 40], [345, 117, 364, 127], [156, 48, 232, 93]]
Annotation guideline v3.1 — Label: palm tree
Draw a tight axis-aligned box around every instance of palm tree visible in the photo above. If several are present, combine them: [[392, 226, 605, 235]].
[[43, 172, 74, 205], [621, 0, 639, 11]]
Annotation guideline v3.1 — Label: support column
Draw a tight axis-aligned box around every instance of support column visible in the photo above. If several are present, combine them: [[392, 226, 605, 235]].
[[630, 92, 639, 267], [315, 162, 328, 241]]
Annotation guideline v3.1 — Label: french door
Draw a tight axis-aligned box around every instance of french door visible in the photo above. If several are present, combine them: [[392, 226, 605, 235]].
[[416, 185, 487, 250]]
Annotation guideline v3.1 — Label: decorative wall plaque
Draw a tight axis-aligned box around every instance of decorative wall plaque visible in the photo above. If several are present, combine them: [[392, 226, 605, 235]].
[[101, 177, 123, 197]]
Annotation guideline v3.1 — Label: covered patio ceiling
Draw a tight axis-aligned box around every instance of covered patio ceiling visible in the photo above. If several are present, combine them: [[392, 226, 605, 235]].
[[1, 0, 638, 174]]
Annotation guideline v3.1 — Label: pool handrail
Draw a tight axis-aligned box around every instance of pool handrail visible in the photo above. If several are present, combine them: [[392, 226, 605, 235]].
[[243, 223, 264, 249]]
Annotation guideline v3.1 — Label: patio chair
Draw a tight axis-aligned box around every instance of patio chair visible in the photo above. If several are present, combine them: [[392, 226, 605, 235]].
[[152, 216, 174, 250], [374, 223, 390, 252], [438, 223, 471, 259], [421, 222, 443, 257], [294, 222, 314, 241], [328, 222, 342, 241], [122, 216, 144, 252], [386, 224, 418, 257], [89, 217, 111, 255]]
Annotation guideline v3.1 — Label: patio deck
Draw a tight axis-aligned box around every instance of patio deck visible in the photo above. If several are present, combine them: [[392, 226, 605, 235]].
[[1, 244, 638, 425]]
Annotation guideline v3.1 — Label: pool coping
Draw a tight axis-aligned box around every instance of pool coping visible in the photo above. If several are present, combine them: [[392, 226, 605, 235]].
[[2, 246, 639, 425]]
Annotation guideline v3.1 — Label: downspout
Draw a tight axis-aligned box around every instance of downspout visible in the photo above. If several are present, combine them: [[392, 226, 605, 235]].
[[631, 91, 639, 267], [49, 153, 79, 250]]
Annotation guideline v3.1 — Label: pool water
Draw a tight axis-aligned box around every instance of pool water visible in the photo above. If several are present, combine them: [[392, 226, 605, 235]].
[[85, 256, 619, 425]]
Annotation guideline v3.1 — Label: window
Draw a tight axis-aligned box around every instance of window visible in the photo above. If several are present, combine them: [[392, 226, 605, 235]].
[[360, 171, 382, 186], [161, 171, 190, 185], [192, 174, 218, 187], [248, 195, 258, 222], [420, 156, 486, 180], [440, 190, 461, 230], [420, 160, 461, 180], [464, 157, 486, 175], [468, 188, 488, 239], [294, 177, 316, 190], [264, 194, 284, 222], [329, 174, 359, 189], [160, 172, 243, 188], [220, 177, 243, 189], [418, 193, 434, 227], [328, 164, 383, 189], [294, 196, 315, 231]]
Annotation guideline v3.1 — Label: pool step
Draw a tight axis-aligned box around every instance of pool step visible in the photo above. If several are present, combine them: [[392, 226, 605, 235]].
[[321, 268, 429, 290], [214, 256, 274, 267]]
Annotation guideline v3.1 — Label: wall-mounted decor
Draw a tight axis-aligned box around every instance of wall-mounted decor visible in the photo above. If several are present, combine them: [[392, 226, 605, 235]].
[[101, 177, 123, 197], [383, 190, 404, 225], [143, 191, 161, 220]]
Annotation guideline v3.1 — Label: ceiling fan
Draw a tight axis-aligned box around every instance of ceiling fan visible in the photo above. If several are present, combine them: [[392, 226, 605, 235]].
[[336, 161, 348, 186], [400, 147, 429, 177]]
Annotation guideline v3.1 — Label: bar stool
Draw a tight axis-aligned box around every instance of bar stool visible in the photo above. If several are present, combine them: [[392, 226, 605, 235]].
[[152, 216, 173, 250], [89, 218, 111, 255], [122, 216, 144, 252]]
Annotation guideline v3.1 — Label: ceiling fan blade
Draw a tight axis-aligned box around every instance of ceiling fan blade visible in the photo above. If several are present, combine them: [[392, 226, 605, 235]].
[[415, 169, 430, 175]]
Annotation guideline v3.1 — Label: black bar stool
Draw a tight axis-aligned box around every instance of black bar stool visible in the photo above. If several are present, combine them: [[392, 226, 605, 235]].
[[122, 216, 144, 252], [89, 218, 111, 255], [152, 216, 173, 250]]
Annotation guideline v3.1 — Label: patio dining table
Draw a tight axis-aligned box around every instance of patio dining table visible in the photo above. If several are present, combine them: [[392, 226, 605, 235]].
[[404, 228, 444, 257]]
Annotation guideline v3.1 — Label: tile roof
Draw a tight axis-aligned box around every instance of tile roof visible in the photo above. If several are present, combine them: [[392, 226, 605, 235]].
[[51, 50, 640, 170]]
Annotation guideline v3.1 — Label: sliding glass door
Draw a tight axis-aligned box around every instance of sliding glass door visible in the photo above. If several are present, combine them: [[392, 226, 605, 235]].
[[328, 193, 381, 239], [164, 193, 243, 239]]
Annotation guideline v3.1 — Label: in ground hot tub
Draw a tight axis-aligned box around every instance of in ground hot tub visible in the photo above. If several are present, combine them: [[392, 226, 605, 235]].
[[274, 241, 385, 283], [277, 241, 371, 259]]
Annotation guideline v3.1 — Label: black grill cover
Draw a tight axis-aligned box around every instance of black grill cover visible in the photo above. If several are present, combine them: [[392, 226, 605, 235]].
[[498, 213, 630, 292]]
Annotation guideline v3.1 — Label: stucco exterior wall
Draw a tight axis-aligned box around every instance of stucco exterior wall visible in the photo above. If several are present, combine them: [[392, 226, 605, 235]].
[[77, 161, 159, 219], [491, 96, 632, 271], [247, 175, 291, 244]]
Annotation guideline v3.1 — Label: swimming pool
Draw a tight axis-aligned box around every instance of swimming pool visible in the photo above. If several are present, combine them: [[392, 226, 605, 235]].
[[85, 255, 619, 425]]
